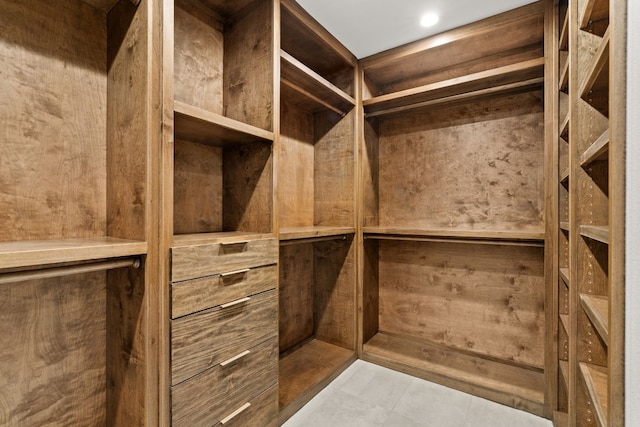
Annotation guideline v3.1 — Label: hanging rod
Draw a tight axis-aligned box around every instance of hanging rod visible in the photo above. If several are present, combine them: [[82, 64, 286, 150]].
[[364, 235, 544, 248], [0, 257, 141, 285]]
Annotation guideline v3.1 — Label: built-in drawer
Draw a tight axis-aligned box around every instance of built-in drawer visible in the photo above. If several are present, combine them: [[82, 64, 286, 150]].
[[171, 264, 277, 319], [212, 385, 278, 427], [171, 238, 278, 282], [171, 289, 277, 385], [171, 337, 278, 427]]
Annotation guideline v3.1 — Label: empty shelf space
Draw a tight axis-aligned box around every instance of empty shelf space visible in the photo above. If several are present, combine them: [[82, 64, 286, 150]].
[[560, 314, 570, 336], [281, 50, 355, 115], [579, 363, 609, 427], [560, 222, 571, 232], [580, 28, 610, 100], [363, 58, 545, 116], [560, 268, 571, 286], [560, 10, 569, 50], [279, 226, 355, 242], [0, 237, 147, 271], [580, 129, 610, 167], [174, 101, 274, 147], [580, 225, 609, 244], [580, 293, 609, 345], [172, 231, 275, 247], [559, 360, 570, 389], [279, 339, 355, 421], [363, 332, 545, 415], [579, 0, 609, 30], [559, 51, 569, 92]]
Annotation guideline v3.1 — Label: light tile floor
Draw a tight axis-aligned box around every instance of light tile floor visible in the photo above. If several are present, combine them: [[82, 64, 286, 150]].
[[283, 360, 553, 427]]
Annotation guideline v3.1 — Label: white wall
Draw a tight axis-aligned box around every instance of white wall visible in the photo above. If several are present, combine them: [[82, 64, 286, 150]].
[[626, 0, 640, 424]]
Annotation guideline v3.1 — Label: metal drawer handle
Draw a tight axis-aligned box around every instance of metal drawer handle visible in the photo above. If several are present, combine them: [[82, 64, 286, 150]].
[[221, 269, 249, 277], [220, 297, 250, 309], [220, 350, 251, 367], [220, 402, 251, 424]]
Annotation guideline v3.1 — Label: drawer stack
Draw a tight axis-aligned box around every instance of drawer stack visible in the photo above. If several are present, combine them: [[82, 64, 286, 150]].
[[170, 238, 279, 426]]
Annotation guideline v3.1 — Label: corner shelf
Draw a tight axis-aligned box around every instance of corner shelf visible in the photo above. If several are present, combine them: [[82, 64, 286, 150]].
[[579, 0, 609, 30], [579, 225, 609, 244], [560, 268, 570, 286], [280, 50, 355, 115], [0, 237, 147, 271], [363, 226, 544, 245], [279, 226, 355, 243], [174, 101, 274, 147], [363, 57, 545, 117], [580, 129, 609, 167], [580, 293, 609, 345], [579, 363, 609, 427]]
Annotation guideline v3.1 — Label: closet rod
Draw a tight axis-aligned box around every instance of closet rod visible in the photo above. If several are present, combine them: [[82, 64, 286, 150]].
[[364, 235, 544, 248], [0, 258, 141, 285]]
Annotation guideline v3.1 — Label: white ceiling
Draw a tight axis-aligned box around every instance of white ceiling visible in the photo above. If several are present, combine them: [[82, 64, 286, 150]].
[[296, 0, 539, 59]]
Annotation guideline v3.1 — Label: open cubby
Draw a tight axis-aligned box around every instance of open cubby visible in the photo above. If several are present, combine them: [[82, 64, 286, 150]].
[[0, 0, 153, 424], [278, 236, 357, 422]]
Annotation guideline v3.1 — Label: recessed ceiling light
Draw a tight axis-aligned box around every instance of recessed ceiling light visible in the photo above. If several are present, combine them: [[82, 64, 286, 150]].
[[420, 12, 439, 28]]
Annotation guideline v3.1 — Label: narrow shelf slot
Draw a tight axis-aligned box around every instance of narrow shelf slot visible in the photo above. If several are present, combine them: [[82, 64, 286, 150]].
[[363, 58, 545, 116], [560, 9, 569, 50], [559, 268, 570, 286], [0, 237, 148, 271], [580, 293, 609, 345], [279, 226, 355, 242], [280, 50, 355, 115], [580, 225, 609, 244], [580, 129, 610, 167], [579, 29, 610, 102], [363, 226, 544, 246], [579, 0, 609, 31], [579, 363, 609, 427], [174, 101, 274, 147]]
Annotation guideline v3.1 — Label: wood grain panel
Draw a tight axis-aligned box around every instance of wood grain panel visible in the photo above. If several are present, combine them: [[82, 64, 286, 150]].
[[171, 238, 277, 282], [224, 0, 273, 131], [0, 273, 106, 426], [278, 99, 315, 228], [0, 0, 107, 242], [314, 109, 355, 227], [172, 337, 278, 427], [278, 243, 314, 353], [377, 91, 544, 233], [172, 264, 277, 319], [378, 240, 545, 369], [171, 289, 277, 385], [213, 385, 278, 427], [173, 0, 224, 114], [314, 237, 356, 349], [173, 139, 223, 234]]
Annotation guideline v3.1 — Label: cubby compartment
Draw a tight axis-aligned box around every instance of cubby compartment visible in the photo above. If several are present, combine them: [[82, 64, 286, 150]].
[[0, 0, 153, 424], [278, 236, 357, 422]]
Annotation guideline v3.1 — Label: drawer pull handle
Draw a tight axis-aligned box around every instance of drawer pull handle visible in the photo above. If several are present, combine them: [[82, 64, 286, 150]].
[[220, 402, 251, 424], [220, 350, 251, 367], [220, 297, 250, 309], [221, 269, 250, 277]]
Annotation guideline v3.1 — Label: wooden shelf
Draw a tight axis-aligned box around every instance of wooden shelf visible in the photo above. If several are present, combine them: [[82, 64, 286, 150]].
[[0, 237, 147, 271], [560, 9, 569, 50], [579, 363, 609, 427], [580, 225, 609, 244], [363, 226, 544, 244], [559, 51, 569, 92], [363, 58, 545, 116], [279, 339, 355, 423], [363, 332, 545, 415], [560, 268, 570, 286], [281, 50, 355, 115], [172, 232, 275, 247], [560, 222, 570, 232], [580, 293, 609, 345], [174, 101, 274, 147], [579, 0, 609, 30], [560, 113, 570, 141], [279, 226, 355, 242], [580, 129, 609, 167], [560, 314, 570, 336], [560, 167, 570, 184], [579, 29, 610, 101], [559, 360, 570, 389]]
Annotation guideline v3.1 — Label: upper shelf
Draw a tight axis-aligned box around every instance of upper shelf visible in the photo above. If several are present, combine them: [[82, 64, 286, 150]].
[[280, 50, 355, 115], [580, 129, 609, 167], [363, 57, 545, 117], [0, 237, 147, 271], [174, 101, 274, 147], [363, 226, 544, 245]]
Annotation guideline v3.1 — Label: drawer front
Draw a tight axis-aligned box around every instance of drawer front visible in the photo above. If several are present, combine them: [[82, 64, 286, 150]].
[[171, 338, 278, 427], [213, 385, 278, 427], [171, 289, 277, 385], [171, 238, 278, 282], [171, 264, 277, 319]]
